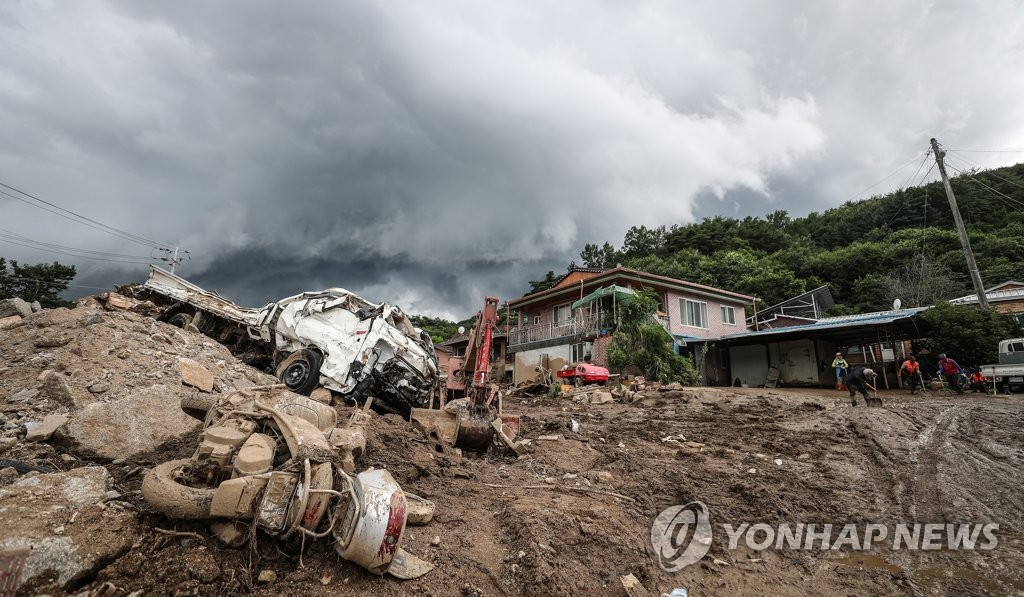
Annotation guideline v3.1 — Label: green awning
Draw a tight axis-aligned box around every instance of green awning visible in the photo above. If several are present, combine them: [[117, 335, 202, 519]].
[[571, 285, 637, 310]]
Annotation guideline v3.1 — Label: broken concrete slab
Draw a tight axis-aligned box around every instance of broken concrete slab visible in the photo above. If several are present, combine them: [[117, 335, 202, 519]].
[[0, 298, 32, 318], [25, 414, 68, 442], [589, 390, 614, 404], [179, 358, 215, 392], [0, 466, 138, 591], [64, 384, 201, 461]]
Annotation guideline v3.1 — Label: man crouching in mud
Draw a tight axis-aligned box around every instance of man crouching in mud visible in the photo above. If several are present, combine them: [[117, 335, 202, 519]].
[[846, 367, 877, 406]]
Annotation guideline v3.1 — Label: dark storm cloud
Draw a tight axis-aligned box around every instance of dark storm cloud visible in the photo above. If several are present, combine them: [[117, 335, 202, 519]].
[[1, 1, 1023, 318]]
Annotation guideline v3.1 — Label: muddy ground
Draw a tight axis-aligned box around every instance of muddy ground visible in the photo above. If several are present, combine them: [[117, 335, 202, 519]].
[[1, 302, 1022, 595]]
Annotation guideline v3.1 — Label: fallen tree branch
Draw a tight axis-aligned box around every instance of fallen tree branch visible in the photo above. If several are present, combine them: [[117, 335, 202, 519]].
[[482, 483, 636, 503], [153, 527, 205, 541]]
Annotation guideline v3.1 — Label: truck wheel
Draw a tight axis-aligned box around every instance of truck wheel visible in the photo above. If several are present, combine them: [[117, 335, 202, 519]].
[[142, 459, 215, 520], [168, 312, 193, 328], [276, 349, 323, 395]]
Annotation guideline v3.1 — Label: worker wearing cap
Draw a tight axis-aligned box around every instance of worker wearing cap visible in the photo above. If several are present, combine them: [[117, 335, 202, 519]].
[[899, 355, 921, 394], [937, 353, 965, 395], [846, 366, 877, 406], [831, 352, 849, 391]]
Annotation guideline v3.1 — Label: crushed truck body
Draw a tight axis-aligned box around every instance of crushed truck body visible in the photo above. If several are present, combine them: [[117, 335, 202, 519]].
[[140, 266, 439, 416]]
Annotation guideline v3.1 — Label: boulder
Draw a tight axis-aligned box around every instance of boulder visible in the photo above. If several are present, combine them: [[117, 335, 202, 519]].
[[0, 466, 138, 591], [0, 297, 32, 318], [179, 358, 215, 393], [30, 301, 42, 313], [589, 390, 614, 404], [0, 314, 24, 330], [64, 384, 201, 460]]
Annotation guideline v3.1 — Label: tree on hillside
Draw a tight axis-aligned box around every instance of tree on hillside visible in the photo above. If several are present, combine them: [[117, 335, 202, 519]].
[[580, 242, 620, 268], [0, 258, 76, 308], [921, 302, 1022, 365], [881, 255, 962, 308], [526, 270, 560, 295], [606, 290, 698, 384]]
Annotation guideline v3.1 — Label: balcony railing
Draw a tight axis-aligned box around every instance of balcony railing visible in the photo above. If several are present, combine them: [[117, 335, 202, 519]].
[[508, 312, 599, 346], [655, 314, 670, 332]]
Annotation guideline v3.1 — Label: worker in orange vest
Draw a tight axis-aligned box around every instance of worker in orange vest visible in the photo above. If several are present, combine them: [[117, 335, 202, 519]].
[[899, 355, 921, 394]]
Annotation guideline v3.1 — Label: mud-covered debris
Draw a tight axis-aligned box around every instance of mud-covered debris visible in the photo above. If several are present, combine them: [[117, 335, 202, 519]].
[[257, 569, 277, 584], [24, 414, 67, 442], [179, 358, 215, 392], [620, 573, 652, 597], [41, 372, 78, 407], [0, 466, 138, 591]]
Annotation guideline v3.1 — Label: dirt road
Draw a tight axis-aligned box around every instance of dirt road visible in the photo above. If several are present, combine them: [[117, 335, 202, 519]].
[[35, 387, 1011, 596]]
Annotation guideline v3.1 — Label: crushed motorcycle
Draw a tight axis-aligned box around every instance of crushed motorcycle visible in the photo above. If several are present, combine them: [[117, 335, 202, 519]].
[[141, 386, 433, 579]]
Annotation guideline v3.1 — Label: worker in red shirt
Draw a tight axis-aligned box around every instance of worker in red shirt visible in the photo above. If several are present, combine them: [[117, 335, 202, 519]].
[[899, 355, 921, 394], [969, 369, 987, 393]]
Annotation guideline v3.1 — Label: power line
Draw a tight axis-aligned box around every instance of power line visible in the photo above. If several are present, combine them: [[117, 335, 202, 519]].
[[0, 180, 172, 250], [0, 227, 158, 260], [944, 148, 1024, 153], [944, 158, 1024, 212], [1, 274, 115, 292], [841, 154, 926, 204], [946, 150, 1024, 194], [0, 237, 158, 264]]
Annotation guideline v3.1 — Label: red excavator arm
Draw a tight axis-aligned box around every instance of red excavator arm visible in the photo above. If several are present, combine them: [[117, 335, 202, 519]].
[[460, 296, 499, 406]]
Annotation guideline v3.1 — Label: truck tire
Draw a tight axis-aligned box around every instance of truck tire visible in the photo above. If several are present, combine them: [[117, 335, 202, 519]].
[[142, 459, 215, 520], [168, 312, 193, 328], [180, 394, 217, 421], [275, 349, 323, 396]]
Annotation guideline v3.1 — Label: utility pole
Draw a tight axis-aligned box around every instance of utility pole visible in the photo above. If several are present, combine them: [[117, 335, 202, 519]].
[[169, 246, 180, 274], [930, 137, 989, 311]]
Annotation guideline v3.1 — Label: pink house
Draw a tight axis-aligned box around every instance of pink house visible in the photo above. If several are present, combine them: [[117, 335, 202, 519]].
[[506, 265, 754, 383]]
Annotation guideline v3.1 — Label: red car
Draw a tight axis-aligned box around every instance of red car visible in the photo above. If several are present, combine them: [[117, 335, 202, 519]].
[[556, 363, 610, 385]]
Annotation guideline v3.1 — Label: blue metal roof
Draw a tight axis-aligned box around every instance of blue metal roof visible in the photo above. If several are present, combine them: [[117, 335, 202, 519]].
[[718, 307, 929, 340]]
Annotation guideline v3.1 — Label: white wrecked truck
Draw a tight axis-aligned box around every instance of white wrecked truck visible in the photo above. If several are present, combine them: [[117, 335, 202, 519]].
[[140, 266, 438, 416]]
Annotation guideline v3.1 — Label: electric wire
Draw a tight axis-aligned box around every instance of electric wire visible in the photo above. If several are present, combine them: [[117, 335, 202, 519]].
[[0, 237, 159, 264], [0, 180, 172, 250], [943, 157, 1024, 212], [1, 274, 115, 292], [841, 154, 926, 204], [0, 227, 157, 260], [946, 150, 1024, 194]]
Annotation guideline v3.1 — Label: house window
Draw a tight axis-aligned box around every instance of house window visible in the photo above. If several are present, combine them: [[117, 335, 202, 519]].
[[720, 305, 736, 325], [572, 342, 591, 363], [681, 298, 708, 329], [533, 315, 541, 325], [554, 303, 572, 324]]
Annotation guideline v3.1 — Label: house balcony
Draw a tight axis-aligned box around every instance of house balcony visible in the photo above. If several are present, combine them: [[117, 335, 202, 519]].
[[655, 314, 670, 332], [508, 313, 599, 347]]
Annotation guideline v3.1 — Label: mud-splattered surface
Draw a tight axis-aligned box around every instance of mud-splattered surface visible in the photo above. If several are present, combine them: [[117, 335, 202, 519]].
[[2, 303, 1022, 595], [7, 389, 1023, 596]]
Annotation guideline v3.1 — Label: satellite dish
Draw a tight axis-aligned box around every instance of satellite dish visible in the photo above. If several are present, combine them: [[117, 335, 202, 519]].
[[893, 298, 902, 310], [458, 326, 466, 334]]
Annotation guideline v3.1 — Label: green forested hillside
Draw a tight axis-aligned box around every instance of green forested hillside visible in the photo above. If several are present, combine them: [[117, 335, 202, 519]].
[[559, 162, 1024, 313]]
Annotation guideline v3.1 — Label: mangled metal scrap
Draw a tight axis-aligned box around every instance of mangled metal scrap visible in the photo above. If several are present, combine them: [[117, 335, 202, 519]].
[[141, 266, 439, 417], [142, 387, 433, 579]]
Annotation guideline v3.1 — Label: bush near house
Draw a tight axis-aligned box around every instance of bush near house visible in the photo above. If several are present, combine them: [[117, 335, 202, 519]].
[[921, 302, 1022, 366], [606, 290, 698, 384]]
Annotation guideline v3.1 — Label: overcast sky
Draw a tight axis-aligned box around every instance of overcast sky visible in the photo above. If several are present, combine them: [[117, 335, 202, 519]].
[[2, 0, 1023, 319]]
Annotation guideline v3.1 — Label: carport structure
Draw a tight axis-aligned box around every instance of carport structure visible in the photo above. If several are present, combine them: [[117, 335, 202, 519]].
[[701, 307, 932, 389]]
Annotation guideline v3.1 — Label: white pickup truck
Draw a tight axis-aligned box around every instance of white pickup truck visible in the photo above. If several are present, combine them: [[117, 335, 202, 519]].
[[980, 338, 1024, 394], [140, 266, 439, 415]]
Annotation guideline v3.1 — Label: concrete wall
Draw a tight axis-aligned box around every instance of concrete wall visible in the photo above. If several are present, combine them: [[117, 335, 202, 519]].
[[513, 344, 575, 385]]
